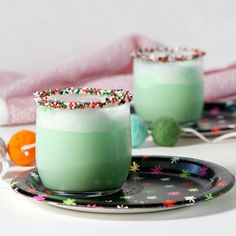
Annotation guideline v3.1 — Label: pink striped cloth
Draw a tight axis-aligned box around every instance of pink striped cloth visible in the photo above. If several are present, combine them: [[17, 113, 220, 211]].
[[204, 63, 236, 101], [0, 34, 236, 126]]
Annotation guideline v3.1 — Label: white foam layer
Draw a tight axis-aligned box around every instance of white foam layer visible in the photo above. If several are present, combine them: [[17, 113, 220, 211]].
[[134, 58, 203, 86], [36, 103, 130, 132]]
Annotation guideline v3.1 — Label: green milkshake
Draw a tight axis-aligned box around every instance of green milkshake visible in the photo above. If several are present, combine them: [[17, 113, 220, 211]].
[[34, 88, 132, 194], [132, 48, 205, 123]]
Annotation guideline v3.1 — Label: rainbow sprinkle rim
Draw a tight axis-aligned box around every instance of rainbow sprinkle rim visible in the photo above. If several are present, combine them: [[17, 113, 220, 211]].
[[34, 87, 133, 110], [131, 47, 205, 63]]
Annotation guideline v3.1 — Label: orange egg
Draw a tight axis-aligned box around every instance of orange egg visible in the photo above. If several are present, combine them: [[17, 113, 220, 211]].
[[8, 130, 36, 166]]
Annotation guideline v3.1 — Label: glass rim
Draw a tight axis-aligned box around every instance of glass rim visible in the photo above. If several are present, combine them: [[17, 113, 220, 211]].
[[34, 87, 133, 110], [131, 47, 205, 63]]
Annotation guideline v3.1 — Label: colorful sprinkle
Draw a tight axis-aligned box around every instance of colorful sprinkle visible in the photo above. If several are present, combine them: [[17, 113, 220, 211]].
[[198, 166, 208, 177], [184, 196, 196, 203], [188, 188, 199, 192], [161, 177, 171, 182], [205, 193, 215, 201], [33, 195, 46, 201], [63, 198, 77, 206], [129, 161, 140, 173], [170, 157, 180, 164], [146, 195, 158, 200], [150, 165, 162, 175], [215, 180, 227, 187], [34, 87, 132, 110], [117, 205, 128, 209], [30, 172, 40, 182], [86, 204, 97, 208], [120, 195, 133, 200], [168, 191, 181, 196], [211, 127, 220, 132], [132, 47, 205, 63], [180, 169, 191, 178], [209, 107, 220, 116], [142, 155, 151, 160], [163, 200, 176, 207]]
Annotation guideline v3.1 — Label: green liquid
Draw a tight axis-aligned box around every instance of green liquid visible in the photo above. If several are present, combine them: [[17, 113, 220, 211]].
[[134, 82, 203, 122], [36, 126, 131, 192], [133, 59, 204, 122]]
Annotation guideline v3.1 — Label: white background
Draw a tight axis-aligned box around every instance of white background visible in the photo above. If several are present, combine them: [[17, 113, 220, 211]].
[[0, 0, 236, 74]]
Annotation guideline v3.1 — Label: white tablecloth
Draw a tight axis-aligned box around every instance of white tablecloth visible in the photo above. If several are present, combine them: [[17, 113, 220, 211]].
[[0, 125, 235, 236]]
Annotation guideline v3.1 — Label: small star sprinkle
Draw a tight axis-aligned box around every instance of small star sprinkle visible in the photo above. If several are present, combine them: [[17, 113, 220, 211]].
[[168, 191, 181, 196], [146, 196, 157, 200], [33, 195, 46, 201], [120, 195, 133, 200], [150, 165, 162, 175], [184, 196, 196, 203], [180, 169, 191, 178], [198, 166, 208, 177], [142, 155, 151, 160], [117, 205, 128, 209], [188, 188, 199, 192], [30, 172, 40, 182], [205, 193, 215, 201], [170, 157, 180, 164], [86, 204, 97, 208], [215, 180, 227, 187], [163, 200, 176, 207], [63, 198, 77, 206], [129, 161, 140, 173], [161, 177, 170, 182]]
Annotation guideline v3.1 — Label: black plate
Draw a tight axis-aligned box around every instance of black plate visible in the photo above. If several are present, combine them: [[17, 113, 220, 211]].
[[183, 101, 236, 135], [11, 155, 234, 213], [131, 101, 236, 136]]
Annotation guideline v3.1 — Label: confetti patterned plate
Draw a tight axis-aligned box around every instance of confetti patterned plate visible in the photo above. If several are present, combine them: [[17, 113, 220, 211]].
[[11, 155, 235, 214], [182, 101, 236, 137], [131, 101, 236, 137]]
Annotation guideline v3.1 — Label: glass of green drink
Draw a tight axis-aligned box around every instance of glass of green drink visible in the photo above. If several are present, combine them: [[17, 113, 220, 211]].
[[132, 47, 205, 123], [34, 87, 132, 197]]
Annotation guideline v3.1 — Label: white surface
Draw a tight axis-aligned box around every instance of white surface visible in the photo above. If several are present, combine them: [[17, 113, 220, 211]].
[[0, 124, 236, 236], [1, 0, 236, 73]]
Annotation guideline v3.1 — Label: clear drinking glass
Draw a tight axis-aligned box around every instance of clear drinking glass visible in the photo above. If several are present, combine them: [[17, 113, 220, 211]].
[[34, 87, 132, 197], [132, 47, 205, 123], [0, 137, 8, 180]]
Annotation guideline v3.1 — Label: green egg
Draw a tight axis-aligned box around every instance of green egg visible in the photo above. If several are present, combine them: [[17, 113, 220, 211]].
[[151, 117, 181, 146]]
